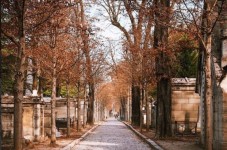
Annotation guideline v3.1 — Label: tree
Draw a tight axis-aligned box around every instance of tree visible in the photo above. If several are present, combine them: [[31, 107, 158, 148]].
[[153, 0, 172, 137], [1, 1, 76, 148], [1, 1, 28, 149], [78, 0, 106, 125], [110, 61, 131, 120], [96, 83, 116, 120], [75, 0, 94, 125], [98, 0, 155, 127], [30, 4, 77, 145]]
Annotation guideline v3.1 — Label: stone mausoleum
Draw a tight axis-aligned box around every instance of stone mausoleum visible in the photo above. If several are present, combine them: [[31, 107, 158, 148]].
[[171, 78, 200, 135]]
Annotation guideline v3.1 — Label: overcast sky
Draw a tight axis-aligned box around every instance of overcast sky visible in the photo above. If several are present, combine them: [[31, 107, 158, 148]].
[[86, 3, 127, 61]]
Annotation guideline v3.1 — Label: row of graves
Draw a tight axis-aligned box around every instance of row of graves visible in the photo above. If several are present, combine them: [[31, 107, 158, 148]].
[[1, 96, 87, 147], [1, 78, 202, 146]]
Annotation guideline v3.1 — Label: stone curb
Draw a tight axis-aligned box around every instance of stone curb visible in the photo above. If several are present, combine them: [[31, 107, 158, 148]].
[[61, 124, 100, 150], [122, 121, 164, 150]]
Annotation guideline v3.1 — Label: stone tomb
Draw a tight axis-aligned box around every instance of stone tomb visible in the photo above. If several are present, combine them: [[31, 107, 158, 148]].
[[171, 78, 200, 135], [1, 96, 81, 143], [1, 95, 44, 142]]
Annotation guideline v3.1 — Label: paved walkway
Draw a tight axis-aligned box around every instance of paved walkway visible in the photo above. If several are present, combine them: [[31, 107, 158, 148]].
[[72, 118, 153, 150]]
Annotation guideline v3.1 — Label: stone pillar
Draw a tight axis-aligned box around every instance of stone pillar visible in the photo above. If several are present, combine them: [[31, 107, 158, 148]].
[[25, 58, 33, 96], [41, 105, 45, 139], [221, 29, 227, 68], [221, 2, 227, 68], [33, 104, 41, 141]]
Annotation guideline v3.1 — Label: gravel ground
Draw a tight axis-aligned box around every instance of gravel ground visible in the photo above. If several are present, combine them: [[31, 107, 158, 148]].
[[72, 118, 153, 150], [156, 140, 203, 150]]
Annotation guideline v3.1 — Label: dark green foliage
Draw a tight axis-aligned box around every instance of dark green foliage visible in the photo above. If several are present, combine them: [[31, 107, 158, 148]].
[[2, 49, 15, 95], [175, 49, 198, 78], [172, 35, 198, 78]]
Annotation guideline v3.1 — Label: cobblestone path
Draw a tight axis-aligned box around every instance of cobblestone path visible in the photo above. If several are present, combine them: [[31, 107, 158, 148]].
[[72, 118, 152, 150]]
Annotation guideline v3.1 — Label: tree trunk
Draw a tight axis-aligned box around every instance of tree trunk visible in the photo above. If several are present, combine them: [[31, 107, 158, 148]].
[[66, 82, 70, 137], [154, 0, 172, 138], [78, 0, 94, 125], [131, 85, 140, 126], [0, 6, 2, 149], [14, 36, 26, 150], [156, 78, 172, 137], [56, 80, 61, 97], [77, 82, 81, 131], [145, 88, 150, 131], [50, 66, 57, 145], [87, 83, 94, 125], [140, 86, 144, 132], [202, 2, 213, 149], [38, 76, 42, 97], [74, 93, 77, 128], [32, 69, 38, 92], [83, 86, 87, 127], [120, 98, 126, 120], [204, 34, 212, 150], [128, 86, 131, 122]]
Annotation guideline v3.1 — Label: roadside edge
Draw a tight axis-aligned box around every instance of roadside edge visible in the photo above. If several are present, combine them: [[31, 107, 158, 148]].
[[61, 124, 100, 150], [122, 121, 164, 150]]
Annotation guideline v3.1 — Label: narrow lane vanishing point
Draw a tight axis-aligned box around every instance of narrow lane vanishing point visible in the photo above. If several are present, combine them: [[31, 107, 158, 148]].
[[72, 118, 153, 150]]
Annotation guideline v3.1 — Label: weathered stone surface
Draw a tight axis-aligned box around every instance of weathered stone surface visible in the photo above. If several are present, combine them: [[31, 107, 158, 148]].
[[181, 104, 194, 111], [193, 104, 199, 111], [72, 118, 152, 150], [171, 78, 200, 134], [221, 39, 227, 67], [23, 107, 33, 139], [188, 98, 200, 104], [172, 99, 189, 104], [171, 104, 182, 111], [172, 111, 185, 119]]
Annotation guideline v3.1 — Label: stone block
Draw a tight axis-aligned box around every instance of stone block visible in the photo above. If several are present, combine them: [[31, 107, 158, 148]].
[[172, 98, 188, 104], [171, 95, 180, 99], [172, 111, 186, 119], [193, 104, 199, 111], [223, 132, 227, 140], [172, 93, 183, 99], [172, 86, 195, 91], [188, 98, 200, 104], [222, 142, 227, 150], [171, 117, 197, 123], [188, 111, 199, 119], [188, 117, 197, 122], [183, 91, 195, 96], [223, 115, 227, 122], [172, 91, 183, 94], [222, 126, 227, 132], [223, 106, 227, 113], [181, 104, 194, 111], [171, 117, 185, 122], [172, 91, 184, 94], [23, 107, 33, 137], [172, 104, 182, 111]]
